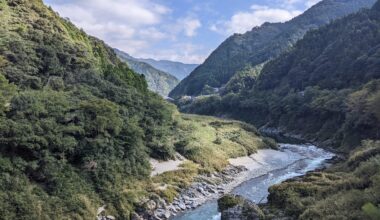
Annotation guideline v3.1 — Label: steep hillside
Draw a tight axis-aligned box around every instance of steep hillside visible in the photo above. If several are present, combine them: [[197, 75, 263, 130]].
[[184, 0, 380, 152], [0, 0, 273, 219], [214, 4, 380, 218], [139, 58, 198, 80], [0, 0, 175, 218], [245, 1, 380, 149], [169, 0, 376, 98], [115, 49, 179, 96]]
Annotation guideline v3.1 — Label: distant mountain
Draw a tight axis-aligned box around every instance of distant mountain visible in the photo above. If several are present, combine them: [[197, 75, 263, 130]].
[[169, 0, 377, 98], [139, 58, 198, 80], [114, 49, 179, 96]]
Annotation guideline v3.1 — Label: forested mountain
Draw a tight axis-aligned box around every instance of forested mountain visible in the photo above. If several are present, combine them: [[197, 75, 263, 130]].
[[0, 0, 176, 218], [2, 0, 380, 219], [0, 0, 274, 219], [185, 0, 380, 151], [169, 0, 377, 98], [115, 49, 179, 96], [139, 58, 198, 80], [189, 2, 380, 219]]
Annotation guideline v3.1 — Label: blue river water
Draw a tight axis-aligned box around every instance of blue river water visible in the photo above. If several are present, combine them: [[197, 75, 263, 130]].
[[172, 144, 334, 220]]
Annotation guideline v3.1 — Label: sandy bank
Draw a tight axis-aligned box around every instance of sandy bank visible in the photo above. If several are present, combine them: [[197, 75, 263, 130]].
[[229, 149, 300, 171], [138, 145, 317, 219], [153, 146, 304, 219], [150, 154, 187, 176]]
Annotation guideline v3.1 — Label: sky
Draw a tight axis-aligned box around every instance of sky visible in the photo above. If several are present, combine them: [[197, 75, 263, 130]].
[[43, 0, 321, 64]]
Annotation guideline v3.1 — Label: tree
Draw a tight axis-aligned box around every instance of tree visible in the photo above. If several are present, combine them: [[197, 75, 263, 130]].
[[0, 73, 16, 114]]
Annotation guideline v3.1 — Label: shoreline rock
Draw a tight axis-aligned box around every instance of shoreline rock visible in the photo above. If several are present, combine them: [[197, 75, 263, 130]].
[[137, 147, 304, 219], [218, 195, 264, 220], [259, 126, 344, 157], [135, 165, 248, 219]]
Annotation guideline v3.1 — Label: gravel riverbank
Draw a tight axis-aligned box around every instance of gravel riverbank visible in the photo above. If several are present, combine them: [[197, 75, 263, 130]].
[[138, 147, 306, 219]]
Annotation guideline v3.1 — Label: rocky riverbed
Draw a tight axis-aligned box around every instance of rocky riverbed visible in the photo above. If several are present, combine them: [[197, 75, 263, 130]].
[[133, 165, 248, 219], [172, 144, 334, 220], [134, 147, 307, 220]]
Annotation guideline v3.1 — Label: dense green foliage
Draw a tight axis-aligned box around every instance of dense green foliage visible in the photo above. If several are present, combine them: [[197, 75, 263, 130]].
[[0, 2, 274, 219], [218, 195, 265, 220], [218, 195, 247, 212], [3, 0, 380, 219], [186, 2, 380, 219], [0, 0, 179, 218], [173, 114, 276, 172], [0, 73, 16, 113], [169, 0, 376, 98], [266, 140, 380, 219], [115, 49, 179, 96], [221, 63, 265, 95], [182, 2, 380, 152]]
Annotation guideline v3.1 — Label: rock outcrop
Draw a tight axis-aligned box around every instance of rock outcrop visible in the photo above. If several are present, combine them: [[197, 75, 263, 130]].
[[218, 195, 264, 220]]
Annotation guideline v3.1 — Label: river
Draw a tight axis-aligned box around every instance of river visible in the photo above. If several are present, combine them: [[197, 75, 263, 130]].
[[172, 144, 334, 220]]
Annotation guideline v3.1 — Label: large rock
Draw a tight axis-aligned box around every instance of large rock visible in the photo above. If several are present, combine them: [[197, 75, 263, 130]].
[[178, 202, 186, 210], [145, 200, 157, 211], [218, 195, 264, 220], [155, 209, 171, 219], [131, 213, 144, 220]]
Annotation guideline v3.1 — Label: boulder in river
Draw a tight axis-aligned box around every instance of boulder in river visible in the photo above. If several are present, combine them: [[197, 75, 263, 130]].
[[218, 195, 264, 220]]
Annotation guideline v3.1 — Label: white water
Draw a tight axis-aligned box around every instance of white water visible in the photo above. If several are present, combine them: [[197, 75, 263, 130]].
[[172, 144, 334, 220]]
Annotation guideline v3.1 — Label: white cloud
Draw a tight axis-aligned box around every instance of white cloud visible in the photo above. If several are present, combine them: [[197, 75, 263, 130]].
[[45, 0, 206, 63], [305, 0, 322, 7], [182, 18, 202, 37], [281, 0, 322, 8], [53, 0, 169, 27], [139, 27, 167, 41], [45, 0, 170, 57], [209, 24, 219, 32], [212, 5, 301, 35], [138, 43, 208, 64], [166, 17, 202, 38], [250, 4, 270, 10]]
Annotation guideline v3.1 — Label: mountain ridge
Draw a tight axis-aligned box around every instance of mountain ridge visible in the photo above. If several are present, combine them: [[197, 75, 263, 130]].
[[195, 2, 380, 219], [169, 0, 377, 98], [0, 1, 273, 219], [182, 0, 380, 151], [114, 48, 179, 96], [139, 57, 198, 80]]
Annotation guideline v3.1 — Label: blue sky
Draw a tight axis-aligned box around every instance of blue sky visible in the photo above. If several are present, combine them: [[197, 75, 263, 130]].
[[44, 0, 321, 64]]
